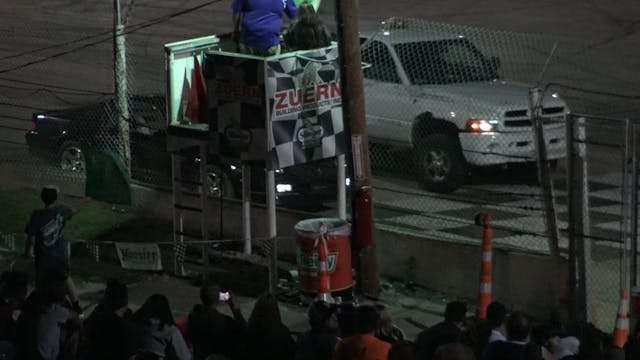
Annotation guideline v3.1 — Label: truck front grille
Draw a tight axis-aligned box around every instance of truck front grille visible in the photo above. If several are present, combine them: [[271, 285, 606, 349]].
[[503, 107, 565, 127]]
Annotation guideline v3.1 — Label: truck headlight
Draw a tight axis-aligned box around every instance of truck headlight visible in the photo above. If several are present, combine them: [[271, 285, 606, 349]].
[[466, 119, 499, 132], [276, 184, 292, 193]]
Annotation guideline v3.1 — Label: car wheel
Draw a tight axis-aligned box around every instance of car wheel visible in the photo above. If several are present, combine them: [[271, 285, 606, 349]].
[[205, 165, 236, 199], [59, 142, 85, 172], [414, 134, 465, 193]]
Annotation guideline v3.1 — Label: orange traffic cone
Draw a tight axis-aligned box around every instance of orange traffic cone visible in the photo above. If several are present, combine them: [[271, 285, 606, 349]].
[[612, 290, 629, 348], [316, 222, 333, 303], [475, 213, 493, 320]]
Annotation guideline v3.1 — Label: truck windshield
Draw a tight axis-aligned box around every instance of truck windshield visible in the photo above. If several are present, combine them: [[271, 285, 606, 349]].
[[394, 39, 497, 85]]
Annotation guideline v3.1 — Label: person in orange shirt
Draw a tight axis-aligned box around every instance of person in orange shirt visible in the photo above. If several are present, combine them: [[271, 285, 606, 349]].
[[333, 304, 391, 360]]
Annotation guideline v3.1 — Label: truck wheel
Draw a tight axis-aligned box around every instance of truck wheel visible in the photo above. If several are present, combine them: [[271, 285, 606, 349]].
[[415, 135, 465, 193], [59, 141, 85, 173]]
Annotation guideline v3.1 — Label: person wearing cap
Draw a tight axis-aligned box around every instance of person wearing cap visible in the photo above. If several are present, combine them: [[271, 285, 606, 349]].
[[295, 299, 339, 360], [24, 185, 81, 314], [232, 0, 298, 56]]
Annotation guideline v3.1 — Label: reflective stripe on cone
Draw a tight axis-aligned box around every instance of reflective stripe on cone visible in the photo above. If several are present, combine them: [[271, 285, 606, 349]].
[[612, 290, 629, 348]]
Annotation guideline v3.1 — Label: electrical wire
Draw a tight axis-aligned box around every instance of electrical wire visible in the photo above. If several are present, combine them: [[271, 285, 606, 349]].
[[0, 0, 223, 75]]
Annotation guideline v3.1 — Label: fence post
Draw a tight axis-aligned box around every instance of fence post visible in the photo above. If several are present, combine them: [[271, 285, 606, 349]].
[[529, 87, 560, 260], [630, 122, 640, 332], [266, 169, 278, 294], [618, 117, 634, 339], [631, 122, 639, 289], [566, 115, 594, 325]]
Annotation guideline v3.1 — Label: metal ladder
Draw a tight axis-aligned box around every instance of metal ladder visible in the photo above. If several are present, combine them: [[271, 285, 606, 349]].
[[170, 140, 210, 276]]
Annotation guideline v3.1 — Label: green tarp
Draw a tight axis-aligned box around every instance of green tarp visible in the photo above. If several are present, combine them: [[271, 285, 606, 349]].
[[85, 150, 131, 205]]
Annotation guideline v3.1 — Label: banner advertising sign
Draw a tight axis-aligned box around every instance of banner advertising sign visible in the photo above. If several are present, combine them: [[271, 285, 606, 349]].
[[205, 53, 267, 162], [115, 243, 163, 271], [265, 46, 345, 169]]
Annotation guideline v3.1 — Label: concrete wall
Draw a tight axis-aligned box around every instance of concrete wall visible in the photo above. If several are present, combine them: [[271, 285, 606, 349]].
[[2, 173, 568, 317], [133, 184, 570, 317], [377, 229, 569, 317]]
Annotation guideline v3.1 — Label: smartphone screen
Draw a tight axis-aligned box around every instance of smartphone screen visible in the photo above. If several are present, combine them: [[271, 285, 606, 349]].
[[219, 291, 230, 301]]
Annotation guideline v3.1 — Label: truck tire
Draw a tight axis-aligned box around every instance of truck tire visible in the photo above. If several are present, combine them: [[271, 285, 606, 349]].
[[414, 134, 465, 193], [59, 141, 85, 173]]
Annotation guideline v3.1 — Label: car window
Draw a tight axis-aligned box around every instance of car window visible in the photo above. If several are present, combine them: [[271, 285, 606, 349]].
[[361, 41, 401, 83], [439, 40, 486, 69], [395, 39, 495, 85], [129, 101, 165, 134]]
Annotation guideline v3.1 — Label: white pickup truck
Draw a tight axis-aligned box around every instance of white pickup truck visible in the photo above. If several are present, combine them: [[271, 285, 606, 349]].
[[361, 27, 567, 193]]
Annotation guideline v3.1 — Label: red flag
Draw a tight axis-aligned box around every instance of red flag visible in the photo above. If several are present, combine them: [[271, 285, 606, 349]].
[[177, 69, 191, 123], [185, 56, 208, 124]]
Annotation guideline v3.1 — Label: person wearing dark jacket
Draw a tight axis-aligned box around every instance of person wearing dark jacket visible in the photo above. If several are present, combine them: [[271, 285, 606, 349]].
[[295, 299, 339, 360], [187, 283, 246, 360], [481, 311, 541, 360], [415, 301, 468, 360], [80, 279, 138, 360], [284, 1, 330, 51], [246, 293, 296, 360]]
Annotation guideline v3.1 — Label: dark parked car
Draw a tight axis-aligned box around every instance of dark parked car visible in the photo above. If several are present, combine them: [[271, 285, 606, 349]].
[[25, 96, 340, 210]]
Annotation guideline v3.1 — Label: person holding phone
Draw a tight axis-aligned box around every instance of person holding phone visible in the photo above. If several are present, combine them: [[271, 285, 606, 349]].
[[187, 282, 247, 360]]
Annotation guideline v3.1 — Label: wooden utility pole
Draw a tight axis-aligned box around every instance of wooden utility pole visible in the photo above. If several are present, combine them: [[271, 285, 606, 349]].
[[334, 0, 379, 297], [114, 0, 131, 175]]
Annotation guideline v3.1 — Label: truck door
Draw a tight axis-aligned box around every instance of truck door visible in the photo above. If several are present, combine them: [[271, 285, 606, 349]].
[[361, 40, 412, 144]]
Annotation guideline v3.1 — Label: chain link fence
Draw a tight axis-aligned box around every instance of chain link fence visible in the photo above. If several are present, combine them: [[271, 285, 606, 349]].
[[0, 1, 211, 191], [1, 3, 639, 330], [363, 18, 638, 255], [565, 115, 640, 331]]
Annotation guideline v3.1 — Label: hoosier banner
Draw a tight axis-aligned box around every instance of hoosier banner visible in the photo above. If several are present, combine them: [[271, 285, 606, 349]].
[[115, 243, 163, 271], [265, 45, 345, 169]]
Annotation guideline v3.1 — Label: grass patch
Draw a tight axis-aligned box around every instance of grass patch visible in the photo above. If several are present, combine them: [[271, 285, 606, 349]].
[[0, 187, 169, 244], [0, 188, 42, 235], [0, 187, 174, 287]]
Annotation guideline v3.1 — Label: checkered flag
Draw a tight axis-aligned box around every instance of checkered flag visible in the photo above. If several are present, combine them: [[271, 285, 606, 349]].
[[261, 236, 279, 293], [265, 45, 345, 169], [174, 241, 187, 269]]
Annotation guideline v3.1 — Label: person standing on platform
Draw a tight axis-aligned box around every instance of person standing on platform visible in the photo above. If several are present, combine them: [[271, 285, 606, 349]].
[[232, 0, 298, 56], [285, 1, 330, 51]]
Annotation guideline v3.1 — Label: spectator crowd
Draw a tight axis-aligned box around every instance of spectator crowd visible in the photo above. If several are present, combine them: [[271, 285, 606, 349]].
[[0, 269, 639, 360]]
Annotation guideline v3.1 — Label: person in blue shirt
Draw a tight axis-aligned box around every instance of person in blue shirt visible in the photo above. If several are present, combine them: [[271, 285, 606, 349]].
[[232, 0, 298, 56], [24, 185, 82, 315]]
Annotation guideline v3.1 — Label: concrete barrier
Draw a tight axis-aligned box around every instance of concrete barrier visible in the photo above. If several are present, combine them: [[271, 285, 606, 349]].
[[1, 173, 567, 317], [376, 228, 569, 317]]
